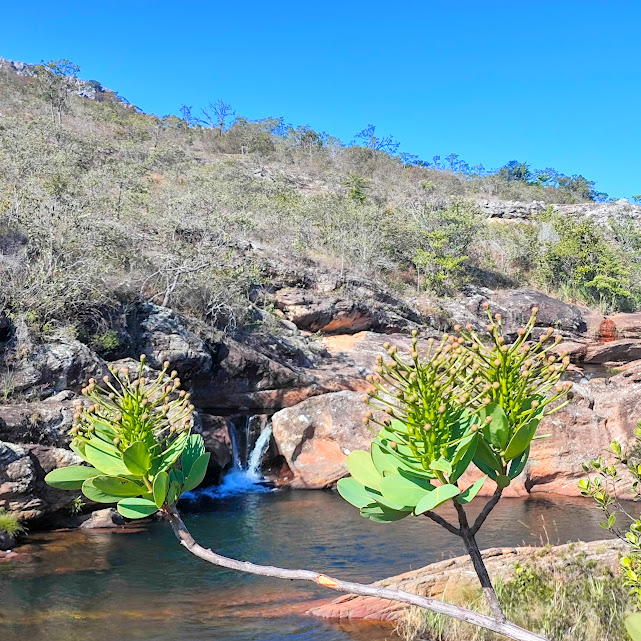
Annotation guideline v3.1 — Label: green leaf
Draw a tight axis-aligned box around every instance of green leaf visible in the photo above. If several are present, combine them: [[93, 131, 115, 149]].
[[167, 480, 180, 505], [337, 478, 377, 509], [380, 472, 433, 509], [153, 471, 169, 508], [123, 441, 151, 476], [625, 613, 641, 641], [474, 437, 503, 473], [508, 446, 529, 479], [181, 434, 206, 478], [480, 403, 509, 449], [457, 476, 487, 504], [116, 497, 159, 520], [70, 440, 88, 461], [158, 429, 191, 472], [504, 418, 540, 461], [451, 434, 478, 483], [430, 458, 453, 476], [82, 478, 128, 504], [44, 465, 98, 490], [360, 504, 412, 522], [371, 440, 423, 476], [85, 442, 131, 477], [182, 452, 210, 492], [92, 475, 145, 497], [607, 513, 616, 528], [346, 450, 382, 492], [415, 484, 460, 514]]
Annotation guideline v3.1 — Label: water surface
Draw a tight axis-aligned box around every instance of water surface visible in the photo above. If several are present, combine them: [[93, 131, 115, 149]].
[[0, 490, 619, 641]]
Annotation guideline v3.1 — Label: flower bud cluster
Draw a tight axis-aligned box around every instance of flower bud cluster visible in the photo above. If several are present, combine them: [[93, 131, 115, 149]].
[[71, 357, 194, 454]]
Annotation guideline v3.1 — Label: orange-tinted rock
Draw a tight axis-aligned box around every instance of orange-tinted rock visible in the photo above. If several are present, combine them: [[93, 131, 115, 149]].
[[599, 318, 618, 342]]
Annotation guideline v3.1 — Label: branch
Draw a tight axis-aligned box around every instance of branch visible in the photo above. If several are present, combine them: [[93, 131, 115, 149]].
[[163, 506, 549, 641], [424, 510, 460, 536], [471, 487, 503, 536]]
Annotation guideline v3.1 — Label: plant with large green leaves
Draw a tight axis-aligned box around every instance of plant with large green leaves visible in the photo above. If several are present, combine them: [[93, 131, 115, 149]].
[[338, 306, 571, 622], [45, 356, 210, 519]]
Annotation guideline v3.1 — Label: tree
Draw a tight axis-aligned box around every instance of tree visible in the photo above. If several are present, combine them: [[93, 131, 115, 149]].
[[198, 100, 236, 136], [35, 59, 80, 124], [46, 343, 562, 641], [498, 160, 532, 182], [352, 124, 400, 154]]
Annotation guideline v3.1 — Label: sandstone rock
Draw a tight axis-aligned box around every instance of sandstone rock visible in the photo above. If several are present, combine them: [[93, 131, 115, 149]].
[[133, 304, 213, 378], [0, 441, 83, 521], [271, 391, 373, 489], [0, 396, 79, 446], [584, 338, 641, 364], [270, 363, 641, 497], [606, 312, 641, 339], [196, 414, 233, 484], [474, 289, 587, 335], [79, 507, 126, 529], [1, 334, 108, 401]]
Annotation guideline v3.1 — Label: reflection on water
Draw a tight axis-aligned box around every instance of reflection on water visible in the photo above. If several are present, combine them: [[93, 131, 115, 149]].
[[0, 491, 620, 641]]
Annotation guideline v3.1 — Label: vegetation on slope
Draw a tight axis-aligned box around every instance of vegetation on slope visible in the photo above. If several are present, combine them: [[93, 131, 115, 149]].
[[1, 58, 640, 354]]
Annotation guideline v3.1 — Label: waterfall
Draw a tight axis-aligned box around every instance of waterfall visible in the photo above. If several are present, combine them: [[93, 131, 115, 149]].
[[182, 418, 273, 500]]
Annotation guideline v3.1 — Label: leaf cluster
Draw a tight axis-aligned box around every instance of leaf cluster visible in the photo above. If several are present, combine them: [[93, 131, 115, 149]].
[[45, 356, 210, 518]]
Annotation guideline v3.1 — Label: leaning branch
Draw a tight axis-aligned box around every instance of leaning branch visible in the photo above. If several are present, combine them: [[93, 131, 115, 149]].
[[163, 506, 548, 641]]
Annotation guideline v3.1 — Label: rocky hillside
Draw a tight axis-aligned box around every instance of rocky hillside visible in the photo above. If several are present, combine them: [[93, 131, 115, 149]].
[[2, 58, 641, 535]]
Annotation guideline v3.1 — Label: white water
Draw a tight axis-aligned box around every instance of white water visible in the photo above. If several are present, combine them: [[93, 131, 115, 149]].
[[183, 420, 273, 500]]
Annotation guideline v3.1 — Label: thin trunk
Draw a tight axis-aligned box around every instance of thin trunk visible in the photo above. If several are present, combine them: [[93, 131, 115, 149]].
[[163, 506, 548, 641], [454, 501, 506, 622]]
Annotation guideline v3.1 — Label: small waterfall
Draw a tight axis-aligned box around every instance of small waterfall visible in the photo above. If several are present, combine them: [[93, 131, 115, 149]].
[[182, 418, 273, 500]]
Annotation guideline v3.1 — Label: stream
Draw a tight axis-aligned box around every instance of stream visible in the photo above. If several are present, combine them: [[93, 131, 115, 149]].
[[0, 490, 620, 641]]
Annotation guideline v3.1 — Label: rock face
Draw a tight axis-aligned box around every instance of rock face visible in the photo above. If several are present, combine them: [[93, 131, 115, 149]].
[[271, 391, 373, 489], [0, 394, 78, 446], [583, 339, 641, 364], [0, 441, 82, 521], [1, 334, 108, 401], [308, 539, 625, 623], [274, 288, 422, 334]]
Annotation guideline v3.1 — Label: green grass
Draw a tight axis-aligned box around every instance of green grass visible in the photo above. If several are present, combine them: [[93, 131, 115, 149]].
[[0, 508, 25, 537], [397, 553, 632, 641]]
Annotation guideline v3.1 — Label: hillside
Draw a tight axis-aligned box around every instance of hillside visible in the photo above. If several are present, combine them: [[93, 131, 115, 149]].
[[2, 58, 641, 531], [1, 56, 641, 350]]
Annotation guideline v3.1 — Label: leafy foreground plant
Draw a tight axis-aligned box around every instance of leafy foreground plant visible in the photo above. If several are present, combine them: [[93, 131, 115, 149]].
[[46, 320, 567, 641], [580, 422, 641, 640]]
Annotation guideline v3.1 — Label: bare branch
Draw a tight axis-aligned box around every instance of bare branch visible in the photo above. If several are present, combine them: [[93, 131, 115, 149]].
[[424, 510, 460, 536], [163, 506, 548, 641], [471, 487, 503, 536]]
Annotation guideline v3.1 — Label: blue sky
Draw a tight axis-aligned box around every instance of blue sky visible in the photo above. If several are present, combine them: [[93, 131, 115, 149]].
[[2, 1, 640, 197]]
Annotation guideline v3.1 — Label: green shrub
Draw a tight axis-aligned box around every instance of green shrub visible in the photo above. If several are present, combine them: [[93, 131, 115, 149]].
[[0, 508, 24, 536]]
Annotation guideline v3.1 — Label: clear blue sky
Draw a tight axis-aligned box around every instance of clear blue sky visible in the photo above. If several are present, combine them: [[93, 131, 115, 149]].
[[2, 1, 640, 197]]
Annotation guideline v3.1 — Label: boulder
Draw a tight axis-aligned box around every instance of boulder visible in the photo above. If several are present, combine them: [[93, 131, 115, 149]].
[[274, 287, 424, 334], [1, 334, 108, 401], [0, 441, 83, 521], [0, 394, 79, 446], [606, 312, 641, 339], [132, 304, 212, 378], [79, 507, 126, 529], [584, 338, 641, 364], [471, 289, 587, 336], [271, 391, 373, 489], [196, 414, 234, 484]]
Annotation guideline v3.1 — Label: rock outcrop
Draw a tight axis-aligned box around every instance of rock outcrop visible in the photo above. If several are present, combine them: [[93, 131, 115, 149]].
[[271, 391, 374, 489], [0, 441, 82, 521]]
